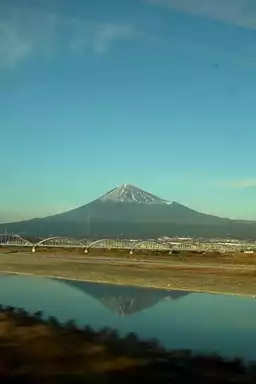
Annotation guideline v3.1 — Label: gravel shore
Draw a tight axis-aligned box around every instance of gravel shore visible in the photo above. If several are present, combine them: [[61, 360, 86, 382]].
[[0, 252, 256, 296]]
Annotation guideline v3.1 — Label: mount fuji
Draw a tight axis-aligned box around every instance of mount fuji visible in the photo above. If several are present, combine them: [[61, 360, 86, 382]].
[[42, 183, 225, 225], [97, 184, 173, 205], [0, 184, 255, 239]]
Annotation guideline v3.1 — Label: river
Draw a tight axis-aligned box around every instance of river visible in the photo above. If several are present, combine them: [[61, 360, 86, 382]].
[[0, 274, 255, 360]]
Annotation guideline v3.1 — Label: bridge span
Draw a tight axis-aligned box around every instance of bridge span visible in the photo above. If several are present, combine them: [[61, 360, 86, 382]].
[[0, 233, 254, 254]]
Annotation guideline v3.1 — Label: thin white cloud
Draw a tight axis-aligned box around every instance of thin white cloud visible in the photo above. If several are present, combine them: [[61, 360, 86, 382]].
[[0, 6, 58, 68], [223, 179, 256, 188], [0, 23, 32, 68], [69, 20, 138, 54], [0, 5, 139, 68], [145, 0, 256, 29]]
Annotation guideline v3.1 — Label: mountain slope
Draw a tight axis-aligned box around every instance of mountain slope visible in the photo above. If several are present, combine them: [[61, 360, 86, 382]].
[[98, 184, 172, 204], [43, 184, 227, 225], [1, 184, 255, 239]]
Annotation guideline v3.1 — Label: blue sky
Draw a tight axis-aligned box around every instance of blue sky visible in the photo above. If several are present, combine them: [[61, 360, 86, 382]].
[[1, 0, 256, 222]]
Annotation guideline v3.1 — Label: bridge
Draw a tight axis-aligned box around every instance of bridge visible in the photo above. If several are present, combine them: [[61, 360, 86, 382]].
[[0, 234, 33, 247], [0, 233, 254, 254]]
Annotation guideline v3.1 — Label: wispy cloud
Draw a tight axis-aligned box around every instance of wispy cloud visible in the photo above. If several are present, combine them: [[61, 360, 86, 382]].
[[222, 178, 256, 188], [0, 5, 139, 68], [0, 23, 32, 68], [145, 0, 256, 29], [0, 6, 58, 68], [70, 20, 138, 54]]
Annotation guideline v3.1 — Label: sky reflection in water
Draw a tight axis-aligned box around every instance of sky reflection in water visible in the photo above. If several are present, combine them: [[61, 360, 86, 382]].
[[0, 274, 255, 360]]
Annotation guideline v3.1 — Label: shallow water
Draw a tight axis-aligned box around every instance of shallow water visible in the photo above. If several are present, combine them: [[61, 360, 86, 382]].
[[0, 274, 255, 360]]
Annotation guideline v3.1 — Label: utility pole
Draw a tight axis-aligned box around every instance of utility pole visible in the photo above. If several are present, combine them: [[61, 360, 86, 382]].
[[87, 216, 91, 237]]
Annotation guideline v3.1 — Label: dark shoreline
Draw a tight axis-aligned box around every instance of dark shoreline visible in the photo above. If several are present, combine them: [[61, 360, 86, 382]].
[[0, 305, 255, 382]]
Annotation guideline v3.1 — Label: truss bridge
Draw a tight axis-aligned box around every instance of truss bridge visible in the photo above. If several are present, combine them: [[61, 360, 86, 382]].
[[0, 234, 252, 254]]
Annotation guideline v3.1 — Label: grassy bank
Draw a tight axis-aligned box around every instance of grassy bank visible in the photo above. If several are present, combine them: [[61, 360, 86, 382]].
[[0, 305, 255, 382]]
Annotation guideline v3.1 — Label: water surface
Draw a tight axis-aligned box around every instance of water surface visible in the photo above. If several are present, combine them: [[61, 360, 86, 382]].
[[0, 274, 255, 360]]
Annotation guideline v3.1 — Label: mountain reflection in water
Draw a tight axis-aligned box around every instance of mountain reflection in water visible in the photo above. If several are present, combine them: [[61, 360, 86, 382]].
[[55, 279, 190, 316], [1, 275, 256, 360]]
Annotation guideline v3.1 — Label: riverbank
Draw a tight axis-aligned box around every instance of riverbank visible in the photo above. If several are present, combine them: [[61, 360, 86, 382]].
[[0, 252, 256, 296], [0, 305, 255, 382]]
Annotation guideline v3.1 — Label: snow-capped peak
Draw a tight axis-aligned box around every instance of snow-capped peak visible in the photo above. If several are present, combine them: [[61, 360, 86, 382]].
[[97, 184, 173, 205]]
